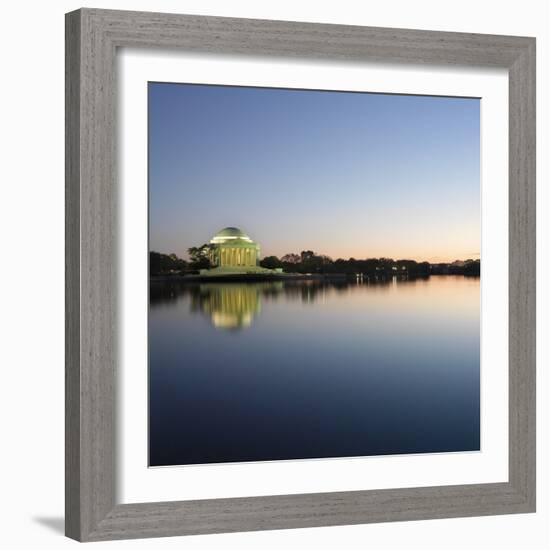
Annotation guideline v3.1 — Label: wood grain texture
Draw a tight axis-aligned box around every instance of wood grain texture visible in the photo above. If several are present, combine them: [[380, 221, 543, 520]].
[[65, 9, 81, 541], [508, 41, 536, 508], [66, 8, 117, 540], [65, 8, 536, 542]]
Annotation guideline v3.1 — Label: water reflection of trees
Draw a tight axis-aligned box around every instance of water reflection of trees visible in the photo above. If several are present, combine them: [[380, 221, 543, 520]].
[[150, 277, 431, 330]]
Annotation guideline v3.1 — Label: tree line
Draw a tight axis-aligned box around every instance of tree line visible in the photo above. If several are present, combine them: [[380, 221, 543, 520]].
[[150, 247, 480, 277], [149, 246, 210, 274], [260, 251, 436, 276]]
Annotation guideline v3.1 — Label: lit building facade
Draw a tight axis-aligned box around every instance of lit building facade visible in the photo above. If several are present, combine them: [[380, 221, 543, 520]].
[[208, 227, 261, 268], [201, 227, 282, 277]]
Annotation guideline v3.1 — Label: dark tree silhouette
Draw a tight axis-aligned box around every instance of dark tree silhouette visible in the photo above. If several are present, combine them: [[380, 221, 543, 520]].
[[188, 244, 211, 270], [281, 253, 301, 264], [149, 252, 187, 276], [260, 256, 283, 269], [150, 247, 479, 279]]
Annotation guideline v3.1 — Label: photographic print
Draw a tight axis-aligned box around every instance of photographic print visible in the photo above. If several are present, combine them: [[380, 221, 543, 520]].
[[148, 82, 481, 467]]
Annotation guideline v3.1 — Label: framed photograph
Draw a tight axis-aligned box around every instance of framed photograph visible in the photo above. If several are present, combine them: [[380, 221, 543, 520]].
[[65, 8, 536, 542]]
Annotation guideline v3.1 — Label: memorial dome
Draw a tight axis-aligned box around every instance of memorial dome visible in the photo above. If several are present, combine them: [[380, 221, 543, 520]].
[[210, 227, 253, 244], [208, 226, 260, 269]]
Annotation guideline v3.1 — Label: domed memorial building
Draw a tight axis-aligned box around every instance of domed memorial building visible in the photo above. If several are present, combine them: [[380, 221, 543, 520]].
[[208, 227, 260, 268], [201, 227, 282, 277]]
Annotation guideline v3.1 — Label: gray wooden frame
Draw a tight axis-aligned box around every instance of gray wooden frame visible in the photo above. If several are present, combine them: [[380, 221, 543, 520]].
[[65, 8, 536, 542]]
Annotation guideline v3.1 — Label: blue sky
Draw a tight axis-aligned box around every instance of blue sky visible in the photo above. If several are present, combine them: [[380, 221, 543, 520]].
[[149, 82, 480, 262]]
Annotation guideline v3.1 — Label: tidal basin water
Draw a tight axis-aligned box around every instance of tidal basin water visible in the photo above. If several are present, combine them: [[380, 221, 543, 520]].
[[149, 276, 480, 466]]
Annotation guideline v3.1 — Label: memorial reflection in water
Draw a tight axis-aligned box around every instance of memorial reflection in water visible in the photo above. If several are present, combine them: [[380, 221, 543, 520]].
[[196, 283, 264, 329], [148, 276, 481, 466], [150, 279, 378, 330]]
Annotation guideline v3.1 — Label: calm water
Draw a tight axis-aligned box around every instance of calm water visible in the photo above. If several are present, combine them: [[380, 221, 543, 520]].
[[149, 276, 480, 466]]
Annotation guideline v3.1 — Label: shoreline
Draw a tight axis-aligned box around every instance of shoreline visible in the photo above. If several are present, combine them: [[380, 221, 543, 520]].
[[150, 273, 347, 283], [149, 273, 478, 284]]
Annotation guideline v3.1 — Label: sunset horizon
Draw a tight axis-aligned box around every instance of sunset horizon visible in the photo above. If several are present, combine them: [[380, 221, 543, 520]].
[[149, 83, 480, 265], [151, 222, 480, 265]]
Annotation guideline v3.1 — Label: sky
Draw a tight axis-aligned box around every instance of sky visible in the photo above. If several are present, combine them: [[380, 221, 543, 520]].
[[149, 82, 480, 263]]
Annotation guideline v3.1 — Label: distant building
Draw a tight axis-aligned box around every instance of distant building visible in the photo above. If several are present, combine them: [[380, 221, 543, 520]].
[[208, 227, 260, 268], [201, 227, 282, 277]]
